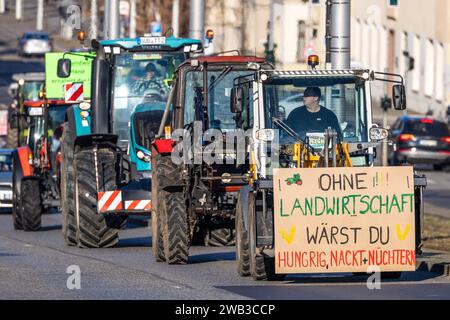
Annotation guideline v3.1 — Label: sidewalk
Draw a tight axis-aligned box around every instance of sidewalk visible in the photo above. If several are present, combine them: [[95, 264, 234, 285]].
[[417, 250, 450, 277]]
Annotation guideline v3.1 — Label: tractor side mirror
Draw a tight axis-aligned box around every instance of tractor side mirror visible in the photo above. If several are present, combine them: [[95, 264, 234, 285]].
[[230, 87, 244, 113], [57, 58, 71, 78], [9, 110, 18, 129], [393, 84, 406, 110], [8, 83, 19, 98]]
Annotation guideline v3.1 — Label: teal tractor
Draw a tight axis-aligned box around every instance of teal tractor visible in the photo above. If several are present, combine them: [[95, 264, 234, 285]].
[[57, 35, 203, 248]]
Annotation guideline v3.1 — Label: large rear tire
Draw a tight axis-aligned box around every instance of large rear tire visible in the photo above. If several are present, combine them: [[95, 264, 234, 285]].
[[161, 191, 189, 264], [236, 193, 250, 277], [21, 178, 43, 232], [60, 122, 77, 246], [151, 192, 166, 262], [12, 159, 23, 230], [153, 153, 189, 263], [74, 148, 123, 248]]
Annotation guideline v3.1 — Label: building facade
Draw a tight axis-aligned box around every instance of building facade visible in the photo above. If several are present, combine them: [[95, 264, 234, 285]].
[[351, 0, 450, 117], [205, 0, 450, 116]]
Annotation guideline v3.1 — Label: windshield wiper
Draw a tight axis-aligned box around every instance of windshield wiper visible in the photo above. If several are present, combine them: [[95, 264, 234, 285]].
[[272, 117, 315, 154], [208, 66, 233, 92]]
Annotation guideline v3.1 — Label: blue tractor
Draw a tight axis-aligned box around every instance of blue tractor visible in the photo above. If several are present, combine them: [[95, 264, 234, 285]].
[[57, 35, 202, 248]]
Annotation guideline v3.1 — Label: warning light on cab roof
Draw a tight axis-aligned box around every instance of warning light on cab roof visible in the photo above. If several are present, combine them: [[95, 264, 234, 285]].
[[308, 55, 319, 69]]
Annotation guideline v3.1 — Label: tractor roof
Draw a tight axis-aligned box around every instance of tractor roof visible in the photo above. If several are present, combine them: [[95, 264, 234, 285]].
[[11, 72, 45, 82], [99, 36, 201, 50], [191, 55, 265, 64]]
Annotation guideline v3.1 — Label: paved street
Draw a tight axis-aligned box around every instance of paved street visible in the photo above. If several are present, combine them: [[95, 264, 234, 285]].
[[0, 213, 449, 300], [1, 0, 450, 301]]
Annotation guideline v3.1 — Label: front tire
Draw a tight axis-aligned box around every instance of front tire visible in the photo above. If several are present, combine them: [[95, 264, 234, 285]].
[[249, 193, 285, 281], [21, 178, 43, 232], [12, 160, 23, 230], [60, 122, 77, 246], [236, 193, 250, 276], [74, 148, 123, 248]]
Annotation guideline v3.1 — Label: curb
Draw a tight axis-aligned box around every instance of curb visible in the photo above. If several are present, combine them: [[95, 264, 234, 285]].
[[417, 261, 450, 277]]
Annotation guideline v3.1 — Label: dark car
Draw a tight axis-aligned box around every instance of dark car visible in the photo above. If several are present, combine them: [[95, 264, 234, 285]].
[[389, 116, 450, 170], [17, 32, 53, 57], [0, 149, 13, 209]]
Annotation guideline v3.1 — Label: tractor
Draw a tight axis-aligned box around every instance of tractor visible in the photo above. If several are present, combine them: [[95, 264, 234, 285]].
[[7, 73, 45, 148], [56, 35, 203, 248], [150, 54, 273, 264], [230, 57, 427, 280], [11, 96, 73, 231]]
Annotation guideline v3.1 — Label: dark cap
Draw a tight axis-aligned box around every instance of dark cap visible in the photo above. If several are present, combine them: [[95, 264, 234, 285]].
[[303, 87, 321, 98], [145, 63, 157, 73]]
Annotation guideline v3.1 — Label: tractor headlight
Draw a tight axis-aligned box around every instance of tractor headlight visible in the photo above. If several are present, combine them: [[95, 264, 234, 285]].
[[137, 150, 151, 163]]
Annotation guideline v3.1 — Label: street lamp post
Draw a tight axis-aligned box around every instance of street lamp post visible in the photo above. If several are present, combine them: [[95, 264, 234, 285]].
[[37, 0, 44, 31], [16, 0, 22, 21], [129, 0, 136, 38], [172, 0, 179, 38], [189, 0, 205, 42]]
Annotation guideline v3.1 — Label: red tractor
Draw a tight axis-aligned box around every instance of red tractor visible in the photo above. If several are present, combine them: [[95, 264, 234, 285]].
[[12, 99, 72, 231]]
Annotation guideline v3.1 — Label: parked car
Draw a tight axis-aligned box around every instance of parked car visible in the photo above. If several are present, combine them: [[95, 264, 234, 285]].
[[389, 116, 450, 170], [0, 150, 13, 209], [17, 32, 53, 57]]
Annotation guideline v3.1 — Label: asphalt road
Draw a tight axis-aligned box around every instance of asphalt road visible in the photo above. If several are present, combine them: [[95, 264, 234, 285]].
[[1, 3, 450, 301], [0, 213, 450, 300]]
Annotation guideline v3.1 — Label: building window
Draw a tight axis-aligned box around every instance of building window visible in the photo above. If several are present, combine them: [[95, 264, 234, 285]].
[[424, 39, 435, 97], [379, 27, 388, 72], [362, 22, 370, 68], [351, 18, 361, 63], [435, 43, 444, 102], [411, 35, 421, 92], [398, 32, 408, 76], [388, 0, 399, 6], [296, 20, 306, 63], [369, 23, 379, 70]]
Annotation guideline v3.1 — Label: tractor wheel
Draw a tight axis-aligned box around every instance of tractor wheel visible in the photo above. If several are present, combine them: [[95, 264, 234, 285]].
[[204, 227, 236, 247], [60, 122, 77, 246], [74, 148, 123, 248], [21, 178, 43, 232], [249, 193, 285, 281], [160, 191, 189, 264], [236, 193, 250, 277], [12, 159, 23, 230], [7, 127, 18, 149], [151, 192, 166, 262]]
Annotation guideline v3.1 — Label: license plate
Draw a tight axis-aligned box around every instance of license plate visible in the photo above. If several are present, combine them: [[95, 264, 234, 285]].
[[139, 37, 166, 45], [419, 140, 437, 147]]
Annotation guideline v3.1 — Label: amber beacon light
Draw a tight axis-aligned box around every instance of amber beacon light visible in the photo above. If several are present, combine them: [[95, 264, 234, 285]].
[[308, 55, 320, 69]]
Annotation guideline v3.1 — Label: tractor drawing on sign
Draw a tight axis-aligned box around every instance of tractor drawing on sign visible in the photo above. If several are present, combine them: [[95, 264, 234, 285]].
[[286, 174, 302, 186]]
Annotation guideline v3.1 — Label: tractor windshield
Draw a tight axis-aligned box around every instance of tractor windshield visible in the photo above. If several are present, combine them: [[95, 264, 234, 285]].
[[263, 76, 368, 148], [23, 81, 44, 101], [27, 113, 43, 153], [112, 51, 185, 147], [183, 69, 249, 131]]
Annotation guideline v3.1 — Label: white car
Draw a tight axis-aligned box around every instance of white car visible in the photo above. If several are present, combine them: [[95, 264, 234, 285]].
[[18, 32, 53, 57]]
